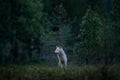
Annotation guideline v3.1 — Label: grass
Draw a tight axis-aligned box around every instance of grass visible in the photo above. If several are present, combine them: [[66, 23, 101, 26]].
[[0, 65, 120, 80]]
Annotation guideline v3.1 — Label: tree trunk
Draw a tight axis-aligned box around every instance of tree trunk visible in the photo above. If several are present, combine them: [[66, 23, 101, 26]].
[[29, 38, 34, 57], [104, 39, 107, 66], [103, 19, 108, 66], [11, 30, 18, 64], [11, 0, 19, 64], [38, 36, 42, 58], [85, 48, 89, 65]]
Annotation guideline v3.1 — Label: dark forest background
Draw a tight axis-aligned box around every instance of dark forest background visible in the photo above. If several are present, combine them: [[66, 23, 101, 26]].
[[0, 0, 120, 66]]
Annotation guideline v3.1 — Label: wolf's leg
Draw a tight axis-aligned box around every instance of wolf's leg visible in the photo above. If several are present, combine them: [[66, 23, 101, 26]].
[[65, 61, 67, 69], [58, 61, 63, 68]]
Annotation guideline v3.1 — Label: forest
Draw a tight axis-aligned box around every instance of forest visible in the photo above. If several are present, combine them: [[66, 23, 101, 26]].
[[0, 0, 120, 80]]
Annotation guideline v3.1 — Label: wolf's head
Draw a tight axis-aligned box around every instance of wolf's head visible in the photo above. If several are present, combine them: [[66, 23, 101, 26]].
[[54, 46, 61, 54]]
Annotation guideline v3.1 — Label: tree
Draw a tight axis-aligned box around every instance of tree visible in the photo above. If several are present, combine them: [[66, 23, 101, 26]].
[[0, 0, 12, 64], [0, 0, 44, 64], [75, 9, 103, 64], [109, 0, 120, 64]]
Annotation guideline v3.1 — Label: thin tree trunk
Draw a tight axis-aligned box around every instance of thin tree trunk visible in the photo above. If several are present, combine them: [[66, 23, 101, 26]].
[[103, 19, 108, 66], [110, 52, 113, 65], [38, 36, 42, 58], [104, 39, 107, 66], [85, 48, 89, 65], [29, 38, 34, 57], [11, 30, 18, 64], [11, 0, 19, 64]]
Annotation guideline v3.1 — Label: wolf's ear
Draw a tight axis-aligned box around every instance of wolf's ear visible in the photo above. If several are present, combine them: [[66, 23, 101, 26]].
[[56, 46, 58, 48]]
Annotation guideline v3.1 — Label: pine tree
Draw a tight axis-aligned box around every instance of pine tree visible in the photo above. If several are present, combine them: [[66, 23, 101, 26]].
[[41, 4, 73, 62], [17, 0, 44, 63], [110, 0, 120, 64], [76, 9, 103, 64], [0, 0, 44, 64], [43, 4, 72, 46]]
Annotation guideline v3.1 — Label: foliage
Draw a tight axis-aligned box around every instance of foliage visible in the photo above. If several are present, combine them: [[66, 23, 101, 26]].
[[41, 4, 73, 57], [0, 0, 44, 64], [0, 65, 120, 80], [0, 0, 120, 65], [80, 9, 103, 51], [73, 9, 103, 64]]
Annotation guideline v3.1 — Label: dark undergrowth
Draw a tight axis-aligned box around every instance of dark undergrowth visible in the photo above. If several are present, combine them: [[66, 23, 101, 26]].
[[0, 65, 120, 80]]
